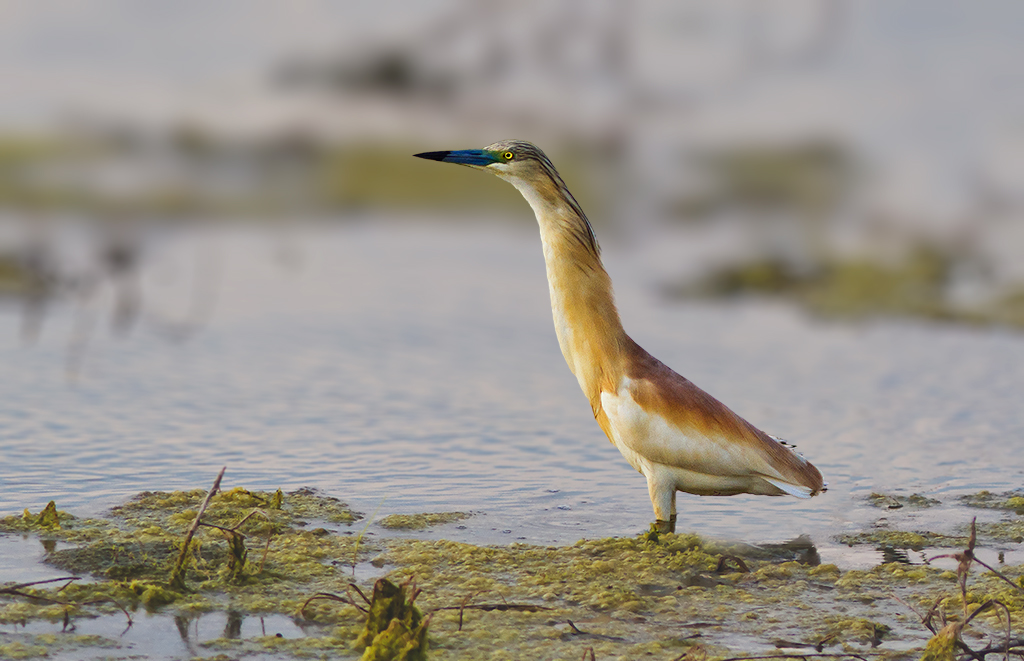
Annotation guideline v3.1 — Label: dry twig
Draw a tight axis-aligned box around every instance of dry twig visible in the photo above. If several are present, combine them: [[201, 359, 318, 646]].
[[423, 588, 551, 631], [566, 620, 626, 642], [716, 555, 751, 573], [0, 575, 133, 628], [198, 508, 274, 574], [903, 518, 1022, 661], [300, 583, 373, 617], [171, 466, 225, 589]]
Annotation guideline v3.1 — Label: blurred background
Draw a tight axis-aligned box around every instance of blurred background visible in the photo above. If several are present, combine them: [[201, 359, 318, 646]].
[[2, 0, 1024, 337], [2, 0, 1023, 334], [1, 0, 1023, 547]]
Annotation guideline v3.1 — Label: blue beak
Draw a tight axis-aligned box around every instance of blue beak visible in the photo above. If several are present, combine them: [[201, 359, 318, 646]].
[[414, 149, 496, 166]]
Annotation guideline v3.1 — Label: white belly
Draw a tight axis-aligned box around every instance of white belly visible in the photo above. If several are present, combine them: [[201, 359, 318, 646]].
[[600, 381, 780, 497]]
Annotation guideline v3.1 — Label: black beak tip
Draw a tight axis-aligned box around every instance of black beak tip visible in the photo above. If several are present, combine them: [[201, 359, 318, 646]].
[[413, 150, 450, 162]]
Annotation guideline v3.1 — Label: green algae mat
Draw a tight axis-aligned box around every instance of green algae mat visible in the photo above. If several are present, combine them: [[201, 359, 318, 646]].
[[2, 482, 1024, 661]]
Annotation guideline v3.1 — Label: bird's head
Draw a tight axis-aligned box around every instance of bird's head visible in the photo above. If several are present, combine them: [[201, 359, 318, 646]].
[[413, 139, 552, 186], [414, 139, 598, 251]]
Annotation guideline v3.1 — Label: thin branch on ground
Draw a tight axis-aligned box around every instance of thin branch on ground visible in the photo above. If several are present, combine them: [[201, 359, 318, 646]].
[[0, 575, 133, 627], [0, 576, 82, 594], [902, 517, 1023, 661], [198, 508, 273, 573], [300, 583, 373, 618], [423, 589, 548, 631], [565, 620, 626, 642], [171, 466, 225, 589], [961, 599, 1012, 661], [972, 556, 1024, 597], [429, 603, 551, 615], [716, 555, 751, 573], [772, 633, 837, 653]]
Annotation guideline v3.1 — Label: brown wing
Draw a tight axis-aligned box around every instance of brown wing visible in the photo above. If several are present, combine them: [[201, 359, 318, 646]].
[[621, 337, 824, 493]]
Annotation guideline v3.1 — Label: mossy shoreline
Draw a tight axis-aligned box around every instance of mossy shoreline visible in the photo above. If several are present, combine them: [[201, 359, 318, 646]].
[[2, 487, 1023, 660]]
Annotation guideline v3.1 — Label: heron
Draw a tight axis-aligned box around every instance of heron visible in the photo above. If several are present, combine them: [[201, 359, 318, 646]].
[[414, 140, 825, 533]]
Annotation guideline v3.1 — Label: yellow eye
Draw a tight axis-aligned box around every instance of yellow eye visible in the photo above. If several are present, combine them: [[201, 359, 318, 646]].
[[503, 151, 514, 160]]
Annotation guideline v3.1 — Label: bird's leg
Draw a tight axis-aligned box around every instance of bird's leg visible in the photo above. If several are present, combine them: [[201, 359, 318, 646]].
[[653, 518, 674, 534], [647, 470, 676, 534]]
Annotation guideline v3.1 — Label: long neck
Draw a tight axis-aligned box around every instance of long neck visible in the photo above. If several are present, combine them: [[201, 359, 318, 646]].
[[509, 175, 627, 404]]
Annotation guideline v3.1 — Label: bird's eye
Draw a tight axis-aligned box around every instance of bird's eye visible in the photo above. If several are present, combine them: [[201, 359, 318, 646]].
[[503, 151, 514, 160]]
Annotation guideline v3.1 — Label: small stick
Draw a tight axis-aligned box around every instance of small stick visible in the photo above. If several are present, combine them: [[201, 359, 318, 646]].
[[438, 589, 490, 631], [889, 593, 924, 624], [972, 556, 1024, 596], [77, 597, 135, 626], [962, 599, 1012, 661], [299, 583, 373, 618], [457, 591, 481, 632], [171, 466, 225, 589], [565, 620, 625, 642], [196, 522, 243, 534], [670, 647, 707, 661], [0, 588, 65, 602], [969, 639, 1024, 656], [716, 555, 750, 573], [348, 583, 372, 606], [300, 592, 362, 618], [773, 634, 836, 652], [0, 576, 81, 594], [199, 508, 274, 574], [0, 583, 133, 628], [258, 528, 272, 574], [351, 497, 385, 576], [431, 604, 552, 614]]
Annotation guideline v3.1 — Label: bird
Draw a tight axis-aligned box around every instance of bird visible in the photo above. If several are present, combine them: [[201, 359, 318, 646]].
[[414, 140, 825, 533]]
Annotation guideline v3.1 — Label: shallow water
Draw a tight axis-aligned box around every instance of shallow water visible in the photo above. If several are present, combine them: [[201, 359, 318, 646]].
[[1, 218, 1022, 559], [0, 609, 313, 661]]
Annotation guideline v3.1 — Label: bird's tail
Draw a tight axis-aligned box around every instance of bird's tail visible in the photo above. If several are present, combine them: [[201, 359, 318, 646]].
[[763, 434, 826, 497], [762, 476, 816, 498]]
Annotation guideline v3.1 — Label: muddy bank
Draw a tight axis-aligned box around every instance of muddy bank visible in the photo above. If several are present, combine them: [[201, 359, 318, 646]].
[[2, 482, 1023, 660]]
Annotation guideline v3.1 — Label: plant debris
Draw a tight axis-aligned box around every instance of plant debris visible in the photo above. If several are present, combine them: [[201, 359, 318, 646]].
[[866, 493, 942, 510], [960, 491, 1024, 515], [355, 577, 429, 660], [837, 530, 968, 551], [378, 513, 473, 530], [3, 478, 1024, 660]]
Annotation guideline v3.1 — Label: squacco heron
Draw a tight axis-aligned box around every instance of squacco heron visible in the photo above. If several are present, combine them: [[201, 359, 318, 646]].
[[415, 140, 825, 533]]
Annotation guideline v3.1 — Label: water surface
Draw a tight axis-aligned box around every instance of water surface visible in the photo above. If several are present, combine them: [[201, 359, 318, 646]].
[[1, 219, 1021, 559]]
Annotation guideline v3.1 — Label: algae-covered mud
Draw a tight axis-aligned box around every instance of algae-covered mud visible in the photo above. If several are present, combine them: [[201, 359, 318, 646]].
[[3, 484, 1024, 660], [378, 513, 473, 531]]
